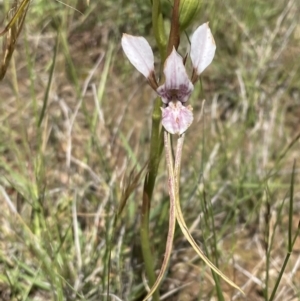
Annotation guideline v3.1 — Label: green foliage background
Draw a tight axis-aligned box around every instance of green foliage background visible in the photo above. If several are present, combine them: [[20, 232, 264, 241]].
[[0, 0, 300, 300]]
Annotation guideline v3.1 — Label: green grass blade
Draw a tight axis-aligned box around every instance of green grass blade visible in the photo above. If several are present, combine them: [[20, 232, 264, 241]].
[[38, 32, 59, 127]]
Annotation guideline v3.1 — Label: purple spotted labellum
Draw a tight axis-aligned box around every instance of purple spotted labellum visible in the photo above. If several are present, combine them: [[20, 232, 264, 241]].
[[121, 23, 216, 135]]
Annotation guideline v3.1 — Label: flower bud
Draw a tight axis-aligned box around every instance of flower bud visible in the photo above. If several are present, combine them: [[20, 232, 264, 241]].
[[179, 0, 201, 32]]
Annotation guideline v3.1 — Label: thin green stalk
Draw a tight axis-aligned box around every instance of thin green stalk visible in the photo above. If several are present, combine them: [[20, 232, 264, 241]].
[[140, 1, 167, 297], [264, 194, 285, 300], [38, 32, 59, 127], [208, 195, 225, 301], [268, 221, 300, 301], [268, 161, 298, 301], [288, 161, 295, 251], [94, 42, 114, 131], [140, 97, 163, 301], [264, 198, 271, 301]]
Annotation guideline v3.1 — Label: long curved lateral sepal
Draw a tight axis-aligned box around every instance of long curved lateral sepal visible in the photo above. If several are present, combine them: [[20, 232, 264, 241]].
[[142, 132, 176, 301], [174, 196, 244, 294]]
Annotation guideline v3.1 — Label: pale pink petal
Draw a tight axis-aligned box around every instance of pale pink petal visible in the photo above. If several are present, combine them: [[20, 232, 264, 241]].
[[157, 48, 193, 104], [161, 101, 193, 135], [190, 23, 216, 75], [121, 34, 155, 78]]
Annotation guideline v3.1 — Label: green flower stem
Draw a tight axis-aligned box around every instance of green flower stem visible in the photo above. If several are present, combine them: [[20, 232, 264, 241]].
[[140, 97, 164, 301], [139, 1, 167, 298]]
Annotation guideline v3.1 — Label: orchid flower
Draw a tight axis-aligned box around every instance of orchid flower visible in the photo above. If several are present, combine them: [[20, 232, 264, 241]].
[[121, 22, 216, 135]]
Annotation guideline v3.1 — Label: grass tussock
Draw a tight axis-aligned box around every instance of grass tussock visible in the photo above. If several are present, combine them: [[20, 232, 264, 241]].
[[0, 0, 300, 300]]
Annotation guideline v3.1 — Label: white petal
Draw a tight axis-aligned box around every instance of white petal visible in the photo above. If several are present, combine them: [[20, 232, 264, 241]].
[[190, 23, 216, 75], [157, 48, 193, 104], [121, 34, 155, 78], [161, 101, 193, 135]]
